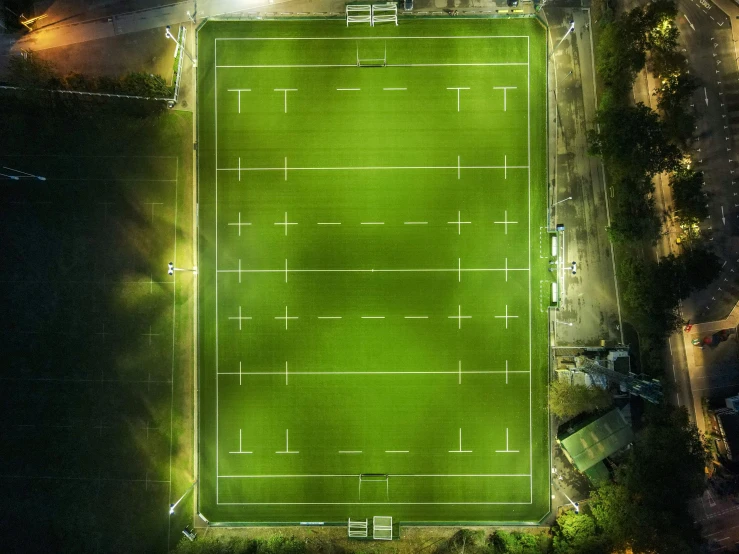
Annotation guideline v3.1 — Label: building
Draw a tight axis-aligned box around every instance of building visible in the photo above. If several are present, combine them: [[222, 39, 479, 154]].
[[558, 406, 634, 483]]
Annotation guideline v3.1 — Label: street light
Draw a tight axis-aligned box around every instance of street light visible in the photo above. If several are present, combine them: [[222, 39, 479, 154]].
[[2, 166, 46, 180], [556, 319, 574, 327], [562, 491, 580, 514], [552, 196, 573, 208], [165, 25, 197, 67], [168, 261, 198, 276], [186, 11, 196, 23], [169, 480, 197, 515], [550, 19, 576, 58]]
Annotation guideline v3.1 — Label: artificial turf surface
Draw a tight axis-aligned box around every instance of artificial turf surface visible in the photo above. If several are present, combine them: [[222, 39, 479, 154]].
[[197, 17, 550, 525]]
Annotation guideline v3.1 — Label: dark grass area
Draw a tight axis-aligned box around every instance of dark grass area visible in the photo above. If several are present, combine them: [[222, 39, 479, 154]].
[[0, 98, 193, 554]]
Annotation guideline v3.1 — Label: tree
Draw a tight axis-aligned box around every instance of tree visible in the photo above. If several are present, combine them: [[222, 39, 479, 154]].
[[589, 103, 681, 181], [606, 182, 662, 244], [552, 511, 611, 554], [670, 168, 708, 223], [549, 380, 612, 421], [587, 406, 708, 553]]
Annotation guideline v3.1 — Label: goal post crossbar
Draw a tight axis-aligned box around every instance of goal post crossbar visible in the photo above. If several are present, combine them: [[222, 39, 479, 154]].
[[348, 518, 369, 538], [373, 516, 393, 541]]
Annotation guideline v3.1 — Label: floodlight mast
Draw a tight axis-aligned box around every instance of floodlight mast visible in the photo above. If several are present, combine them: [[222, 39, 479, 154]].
[[2, 166, 46, 180], [550, 20, 575, 58], [169, 480, 197, 515], [165, 25, 197, 66], [168, 261, 197, 276]]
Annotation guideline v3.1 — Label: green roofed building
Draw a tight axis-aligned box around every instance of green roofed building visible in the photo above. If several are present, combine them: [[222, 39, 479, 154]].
[[558, 407, 634, 479]]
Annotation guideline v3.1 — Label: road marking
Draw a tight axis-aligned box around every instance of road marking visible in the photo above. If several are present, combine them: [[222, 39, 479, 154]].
[[684, 14, 695, 30]]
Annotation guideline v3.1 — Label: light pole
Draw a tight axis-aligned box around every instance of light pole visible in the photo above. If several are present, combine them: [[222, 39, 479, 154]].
[[166, 25, 197, 67], [2, 166, 46, 180], [168, 262, 197, 276], [550, 20, 575, 58], [562, 491, 580, 514], [552, 196, 572, 208], [186, 11, 196, 23], [555, 319, 573, 327], [169, 480, 197, 515]]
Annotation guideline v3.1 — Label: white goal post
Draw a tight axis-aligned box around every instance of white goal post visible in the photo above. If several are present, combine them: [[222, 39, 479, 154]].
[[372, 3, 398, 26], [346, 5, 372, 26], [348, 518, 368, 538], [373, 516, 393, 540]]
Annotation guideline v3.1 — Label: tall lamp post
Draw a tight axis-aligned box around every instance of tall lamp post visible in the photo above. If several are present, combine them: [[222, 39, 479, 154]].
[[550, 20, 576, 58], [2, 166, 46, 180], [165, 25, 197, 67], [168, 262, 197, 276], [169, 480, 197, 515]]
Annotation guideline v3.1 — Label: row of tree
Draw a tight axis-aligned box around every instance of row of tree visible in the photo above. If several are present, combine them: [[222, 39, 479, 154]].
[[3, 55, 173, 98], [552, 406, 709, 553], [588, 0, 720, 374]]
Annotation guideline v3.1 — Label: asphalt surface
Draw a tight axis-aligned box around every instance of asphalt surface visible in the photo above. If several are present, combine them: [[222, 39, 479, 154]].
[[545, 6, 623, 348]]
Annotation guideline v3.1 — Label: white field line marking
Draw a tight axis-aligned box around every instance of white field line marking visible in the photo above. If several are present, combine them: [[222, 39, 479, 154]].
[[317, 316, 342, 319], [238, 156, 240, 181], [216, 35, 530, 41], [448, 304, 471, 329], [493, 86, 517, 111], [384, 87, 407, 90], [219, 501, 534, 506], [228, 306, 251, 330], [494, 305, 519, 329], [494, 210, 518, 234], [447, 87, 470, 112], [339, 451, 362, 454], [239, 361, 242, 386], [404, 316, 428, 319], [274, 211, 297, 235], [217, 62, 528, 68], [361, 316, 385, 319], [274, 88, 297, 113], [505, 258, 509, 282], [450, 428, 472, 453], [404, 221, 427, 225], [219, 267, 529, 275], [166, 155, 179, 538], [215, 40, 220, 503], [219, 473, 530, 478], [317, 222, 341, 225], [495, 428, 520, 453], [527, 34, 533, 503], [227, 89, 251, 113], [337, 88, 361, 91], [276, 429, 299, 454], [229, 429, 253, 454], [218, 164, 528, 172], [448, 210, 471, 235], [458, 360, 462, 384], [275, 306, 298, 330], [360, 222, 384, 225], [217, 370, 530, 376]]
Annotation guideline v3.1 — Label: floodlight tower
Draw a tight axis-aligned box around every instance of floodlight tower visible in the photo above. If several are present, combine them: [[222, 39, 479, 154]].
[[168, 262, 197, 276], [2, 166, 46, 180], [550, 20, 575, 58], [169, 480, 197, 515], [165, 25, 197, 67]]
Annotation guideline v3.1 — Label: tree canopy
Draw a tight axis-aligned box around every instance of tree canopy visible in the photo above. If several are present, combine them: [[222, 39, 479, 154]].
[[549, 380, 612, 421]]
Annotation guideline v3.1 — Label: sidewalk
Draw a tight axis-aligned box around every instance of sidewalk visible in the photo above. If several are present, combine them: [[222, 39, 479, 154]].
[[682, 300, 739, 435]]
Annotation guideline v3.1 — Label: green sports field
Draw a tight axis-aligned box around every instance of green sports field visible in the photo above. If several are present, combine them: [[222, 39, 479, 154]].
[[197, 17, 550, 525]]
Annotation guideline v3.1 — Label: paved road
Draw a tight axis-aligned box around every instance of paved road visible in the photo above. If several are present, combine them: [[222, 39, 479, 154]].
[[545, 6, 623, 348]]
